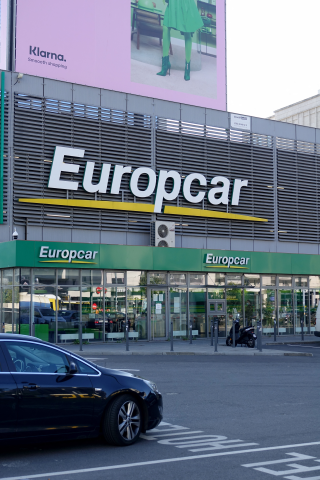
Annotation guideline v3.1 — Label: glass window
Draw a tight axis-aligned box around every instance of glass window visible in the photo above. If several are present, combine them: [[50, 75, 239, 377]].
[[105, 287, 126, 338], [82, 270, 103, 286], [294, 277, 308, 288], [14, 269, 20, 286], [226, 275, 242, 286], [34, 268, 56, 286], [309, 276, 320, 289], [279, 276, 292, 287], [189, 274, 205, 286], [262, 275, 276, 287], [2, 287, 13, 333], [169, 273, 187, 285], [208, 288, 225, 300], [262, 290, 276, 334], [20, 269, 31, 287], [149, 272, 167, 285], [5, 341, 70, 373], [106, 272, 125, 285], [3, 269, 13, 286], [127, 287, 147, 340], [170, 288, 187, 337], [58, 269, 80, 286], [244, 274, 260, 288], [189, 289, 206, 337], [226, 287, 243, 334], [244, 289, 260, 327], [207, 272, 225, 286], [75, 358, 98, 375], [278, 290, 294, 334], [127, 271, 147, 286]]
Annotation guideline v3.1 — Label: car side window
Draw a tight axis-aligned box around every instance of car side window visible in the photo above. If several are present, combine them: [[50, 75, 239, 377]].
[[74, 358, 99, 375], [4, 341, 71, 374]]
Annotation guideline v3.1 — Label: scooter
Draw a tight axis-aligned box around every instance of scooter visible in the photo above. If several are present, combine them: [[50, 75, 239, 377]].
[[226, 325, 257, 348]]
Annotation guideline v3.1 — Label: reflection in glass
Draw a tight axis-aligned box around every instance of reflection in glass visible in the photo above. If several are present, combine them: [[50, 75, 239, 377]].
[[278, 290, 293, 334], [151, 289, 166, 338], [294, 277, 308, 288], [105, 287, 126, 338], [189, 274, 205, 286], [207, 273, 225, 285], [244, 275, 260, 288], [58, 285, 81, 343], [262, 289, 276, 335], [34, 268, 56, 286], [226, 288, 243, 335], [106, 272, 125, 285], [226, 275, 242, 286], [81, 286, 105, 341], [128, 287, 147, 340], [169, 273, 187, 285], [2, 287, 12, 333], [262, 275, 276, 287], [58, 269, 80, 286], [294, 289, 309, 334], [149, 273, 167, 285], [3, 269, 13, 286], [244, 289, 260, 327], [189, 289, 206, 337], [170, 288, 187, 338], [82, 270, 103, 286], [20, 269, 31, 287], [310, 288, 320, 332], [309, 276, 320, 289], [127, 271, 147, 286], [279, 276, 292, 287]]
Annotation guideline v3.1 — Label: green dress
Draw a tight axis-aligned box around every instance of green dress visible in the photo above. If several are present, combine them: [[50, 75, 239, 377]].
[[163, 0, 203, 34]]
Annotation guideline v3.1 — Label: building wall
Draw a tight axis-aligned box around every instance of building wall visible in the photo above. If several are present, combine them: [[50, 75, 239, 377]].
[[2, 72, 320, 254], [269, 93, 320, 128]]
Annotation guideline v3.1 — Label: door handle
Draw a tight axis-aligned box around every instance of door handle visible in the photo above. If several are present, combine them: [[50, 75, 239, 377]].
[[23, 384, 39, 390]]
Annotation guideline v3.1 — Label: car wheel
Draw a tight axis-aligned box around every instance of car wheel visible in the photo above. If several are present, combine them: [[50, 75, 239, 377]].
[[102, 394, 141, 446]]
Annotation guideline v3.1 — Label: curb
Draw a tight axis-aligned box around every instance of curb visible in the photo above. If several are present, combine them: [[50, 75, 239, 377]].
[[73, 351, 312, 358], [265, 341, 320, 345]]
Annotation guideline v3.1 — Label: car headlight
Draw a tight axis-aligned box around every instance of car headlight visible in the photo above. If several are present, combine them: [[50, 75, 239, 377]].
[[144, 380, 159, 393]]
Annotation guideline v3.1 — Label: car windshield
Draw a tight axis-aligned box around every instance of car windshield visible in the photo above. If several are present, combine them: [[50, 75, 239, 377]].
[[40, 308, 55, 316]]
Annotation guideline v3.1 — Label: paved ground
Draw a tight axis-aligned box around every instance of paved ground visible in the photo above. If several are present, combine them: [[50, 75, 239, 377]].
[[60, 335, 319, 357], [1, 348, 319, 480]]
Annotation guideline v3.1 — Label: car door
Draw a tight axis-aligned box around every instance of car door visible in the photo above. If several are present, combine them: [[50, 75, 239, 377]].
[[0, 343, 18, 440], [2, 340, 96, 438]]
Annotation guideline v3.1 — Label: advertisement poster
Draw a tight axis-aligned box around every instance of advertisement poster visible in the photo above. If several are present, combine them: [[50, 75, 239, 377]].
[[0, 0, 8, 70], [15, 0, 226, 110]]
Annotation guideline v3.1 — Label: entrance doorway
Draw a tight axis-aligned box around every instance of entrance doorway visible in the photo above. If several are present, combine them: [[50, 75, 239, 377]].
[[207, 300, 226, 337], [150, 288, 167, 340]]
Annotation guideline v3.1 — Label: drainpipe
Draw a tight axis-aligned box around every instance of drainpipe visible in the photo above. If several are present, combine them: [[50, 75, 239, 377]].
[[0, 71, 4, 224]]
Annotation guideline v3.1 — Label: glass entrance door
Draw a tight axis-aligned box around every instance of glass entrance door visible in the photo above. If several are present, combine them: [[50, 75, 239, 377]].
[[208, 300, 226, 337], [151, 289, 166, 339]]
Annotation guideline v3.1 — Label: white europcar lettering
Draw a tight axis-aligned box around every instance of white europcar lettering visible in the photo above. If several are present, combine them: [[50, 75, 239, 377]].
[[39, 246, 98, 263], [205, 254, 250, 268], [48, 147, 249, 212]]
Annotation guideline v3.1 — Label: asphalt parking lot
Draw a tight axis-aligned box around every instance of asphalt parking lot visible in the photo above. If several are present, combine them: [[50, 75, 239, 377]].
[[1, 351, 319, 480]]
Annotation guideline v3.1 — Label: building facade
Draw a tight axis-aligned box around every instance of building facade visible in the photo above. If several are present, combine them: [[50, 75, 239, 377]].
[[269, 90, 320, 128], [1, 72, 320, 342]]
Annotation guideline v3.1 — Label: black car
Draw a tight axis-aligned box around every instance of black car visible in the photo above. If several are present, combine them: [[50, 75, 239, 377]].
[[0, 334, 163, 446]]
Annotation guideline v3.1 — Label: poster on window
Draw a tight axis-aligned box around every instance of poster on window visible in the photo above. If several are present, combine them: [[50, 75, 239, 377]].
[[15, 0, 226, 111]]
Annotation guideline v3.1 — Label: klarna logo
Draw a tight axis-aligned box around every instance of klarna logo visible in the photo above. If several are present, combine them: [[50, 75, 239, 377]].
[[29, 46, 66, 62]]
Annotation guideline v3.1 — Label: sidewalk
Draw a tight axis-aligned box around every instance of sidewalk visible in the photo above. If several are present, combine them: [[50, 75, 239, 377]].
[[60, 336, 317, 358]]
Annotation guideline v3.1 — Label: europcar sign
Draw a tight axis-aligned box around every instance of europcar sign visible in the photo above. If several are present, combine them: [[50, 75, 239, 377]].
[[19, 146, 268, 223]]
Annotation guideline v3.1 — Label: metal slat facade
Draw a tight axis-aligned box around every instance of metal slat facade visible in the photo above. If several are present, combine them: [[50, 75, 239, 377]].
[[11, 91, 320, 244]]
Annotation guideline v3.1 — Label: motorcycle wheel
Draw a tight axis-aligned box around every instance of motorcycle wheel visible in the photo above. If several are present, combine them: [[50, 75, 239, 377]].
[[247, 338, 255, 348], [226, 336, 232, 346]]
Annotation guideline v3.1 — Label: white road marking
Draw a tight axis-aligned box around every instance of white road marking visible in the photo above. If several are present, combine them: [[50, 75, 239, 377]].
[[243, 453, 315, 467], [140, 431, 204, 440], [113, 369, 140, 372], [2, 441, 320, 480]]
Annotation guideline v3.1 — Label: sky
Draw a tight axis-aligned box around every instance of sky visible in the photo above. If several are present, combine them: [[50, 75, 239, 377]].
[[226, 0, 320, 119]]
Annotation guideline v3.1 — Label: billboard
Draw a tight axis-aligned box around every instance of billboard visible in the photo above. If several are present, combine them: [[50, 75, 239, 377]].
[[0, 0, 8, 70], [15, 0, 226, 111]]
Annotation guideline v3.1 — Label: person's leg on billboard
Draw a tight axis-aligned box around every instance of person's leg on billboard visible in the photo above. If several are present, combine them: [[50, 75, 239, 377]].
[[184, 33, 192, 81], [157, 27, 171, 76]]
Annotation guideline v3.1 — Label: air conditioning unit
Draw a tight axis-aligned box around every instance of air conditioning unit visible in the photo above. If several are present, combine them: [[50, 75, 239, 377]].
[[151, 221, 175, 248]]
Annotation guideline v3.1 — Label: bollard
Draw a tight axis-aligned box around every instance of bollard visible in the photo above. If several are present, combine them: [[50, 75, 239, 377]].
[[214, 320, 218, 353], [126, 320, 129, 352], [79, 321, 83, 352], [189, 323, 192, 344], [301, 318, 304, 342], [1, 322, 4, 333], [274, 319, 277, 342], [257, 321, 262, 352], [170, 321, 173, 352], [210, 319, 214, 347], [232, 320, 236, 348]]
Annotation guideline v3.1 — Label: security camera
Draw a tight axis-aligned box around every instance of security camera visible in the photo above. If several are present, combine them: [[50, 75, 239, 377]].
[[12, 228, 18, 240], [14, 73, 24, 85]]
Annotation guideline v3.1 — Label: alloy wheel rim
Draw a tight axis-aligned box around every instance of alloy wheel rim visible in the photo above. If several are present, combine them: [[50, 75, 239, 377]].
[[118, 401, 140, 441]]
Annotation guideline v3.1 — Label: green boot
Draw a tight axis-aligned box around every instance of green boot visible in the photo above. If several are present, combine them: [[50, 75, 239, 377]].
[[157, 56, 171, 76], [184, 61, 190, 81]]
